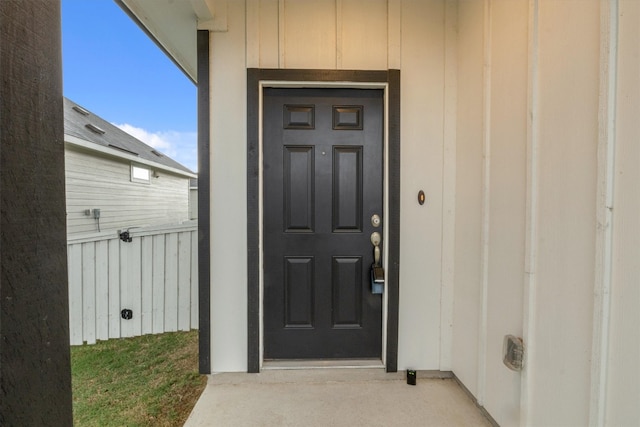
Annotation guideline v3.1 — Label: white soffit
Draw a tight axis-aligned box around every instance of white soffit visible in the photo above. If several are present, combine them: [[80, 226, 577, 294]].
[[118, 0, 199, 82]]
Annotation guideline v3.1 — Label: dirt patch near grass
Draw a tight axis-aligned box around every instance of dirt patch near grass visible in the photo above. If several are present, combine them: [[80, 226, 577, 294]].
[[71, 330, 206, 426]]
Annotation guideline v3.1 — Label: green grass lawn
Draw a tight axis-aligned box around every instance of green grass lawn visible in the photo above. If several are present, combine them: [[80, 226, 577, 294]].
[[71, 330, 207, 427]]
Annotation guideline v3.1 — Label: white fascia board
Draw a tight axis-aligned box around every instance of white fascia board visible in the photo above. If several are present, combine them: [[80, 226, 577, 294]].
[[65, 134, 197, 179], [190, 0, 214, 19], [189, 0, 227, 31]]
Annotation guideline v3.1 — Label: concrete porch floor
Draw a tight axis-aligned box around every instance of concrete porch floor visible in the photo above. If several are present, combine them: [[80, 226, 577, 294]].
[[184, 368, 493, 426]]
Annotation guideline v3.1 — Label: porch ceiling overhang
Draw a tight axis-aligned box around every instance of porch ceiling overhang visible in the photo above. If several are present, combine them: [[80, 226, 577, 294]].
[[116, 0, 227, 83]]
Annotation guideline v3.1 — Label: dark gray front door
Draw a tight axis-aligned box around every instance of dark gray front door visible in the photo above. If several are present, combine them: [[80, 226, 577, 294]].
[[263, 88, 383, 359]]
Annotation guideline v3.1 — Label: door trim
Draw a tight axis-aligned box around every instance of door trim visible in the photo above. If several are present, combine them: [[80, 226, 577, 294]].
[[196, 30, 211, 374], [247, 69, 400, 373]]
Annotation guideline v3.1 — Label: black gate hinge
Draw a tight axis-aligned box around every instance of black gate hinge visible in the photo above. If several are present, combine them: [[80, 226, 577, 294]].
[[119, 230, 133, 243]]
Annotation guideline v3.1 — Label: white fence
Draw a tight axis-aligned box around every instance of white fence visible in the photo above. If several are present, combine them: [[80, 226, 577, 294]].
[[67, 221, 198, 345]]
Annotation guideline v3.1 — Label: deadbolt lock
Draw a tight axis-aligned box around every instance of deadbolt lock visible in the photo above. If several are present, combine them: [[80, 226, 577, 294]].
[[371, 214, 381, 228]]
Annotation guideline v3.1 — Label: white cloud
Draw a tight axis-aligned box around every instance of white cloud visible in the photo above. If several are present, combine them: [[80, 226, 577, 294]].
[[114, 123, 197, 172]]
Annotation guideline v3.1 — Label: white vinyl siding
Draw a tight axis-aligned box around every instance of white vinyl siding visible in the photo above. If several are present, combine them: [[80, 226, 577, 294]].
[[65, 146, 189, 236]]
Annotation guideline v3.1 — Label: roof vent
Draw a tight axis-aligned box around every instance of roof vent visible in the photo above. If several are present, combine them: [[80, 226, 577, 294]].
[[72, 105, 90, 116], [108, 144, 138, 156], [85, 123, 106, 135], [151, 150, 164, 157]]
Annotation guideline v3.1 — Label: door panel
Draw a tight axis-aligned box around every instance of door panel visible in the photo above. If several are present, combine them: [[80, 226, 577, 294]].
[[283, 146, 315, 232], [333, 147, 363, 232], [264, 88, 383, 359], [332, 256, 363, 328], [284, 257, 314, 328]]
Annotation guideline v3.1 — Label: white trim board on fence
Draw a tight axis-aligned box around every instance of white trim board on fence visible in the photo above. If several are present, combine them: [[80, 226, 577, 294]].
[[68, 221, 198, 345]]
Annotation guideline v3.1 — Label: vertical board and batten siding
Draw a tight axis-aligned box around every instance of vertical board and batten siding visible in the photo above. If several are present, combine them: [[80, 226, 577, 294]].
[[397, 0, 445, 371], [453, 0, 640, 425], [213, 0, 449, 373], [205, 0, 640, 424], [65, 147, 190, 235], [445, 0, 531, 423], [282, 0, 337, 69], [483, 0, 528, 424], [533, 2, 599, 425], [452, 0, 484, 399], [210, 1, 249, 371], [247, 0, 393, 70], [67, 222, 198, 345], [605, 1, 640, 425]]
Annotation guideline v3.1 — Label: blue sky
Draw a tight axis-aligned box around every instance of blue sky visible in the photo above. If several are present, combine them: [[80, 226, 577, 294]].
[[62, 0, 198, 172]]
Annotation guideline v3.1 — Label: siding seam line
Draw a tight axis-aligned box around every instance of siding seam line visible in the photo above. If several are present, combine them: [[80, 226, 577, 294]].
[[589, 1, 618, 425], [439, 0, 457, 372], [477, 0, 492, 408], [521, 1, 540, 425]]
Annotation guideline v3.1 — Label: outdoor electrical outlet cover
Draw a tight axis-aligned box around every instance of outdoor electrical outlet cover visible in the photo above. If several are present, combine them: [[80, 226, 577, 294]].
[[503, 335, 524, 371]]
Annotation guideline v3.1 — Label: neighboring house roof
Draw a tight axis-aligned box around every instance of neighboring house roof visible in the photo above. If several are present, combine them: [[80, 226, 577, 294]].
[[64, 97, 196, 177], [190, 177, 198, 188]]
